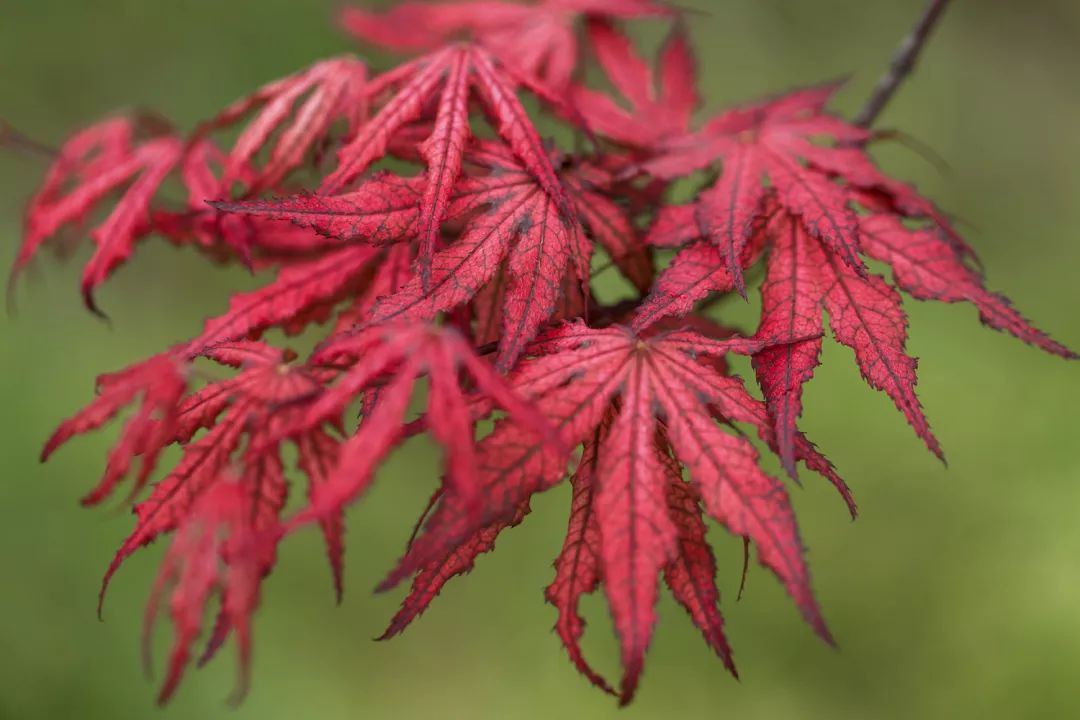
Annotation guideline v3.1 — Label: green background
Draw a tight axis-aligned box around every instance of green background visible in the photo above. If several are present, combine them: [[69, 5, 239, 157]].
[[2, 1, 1079, 718]]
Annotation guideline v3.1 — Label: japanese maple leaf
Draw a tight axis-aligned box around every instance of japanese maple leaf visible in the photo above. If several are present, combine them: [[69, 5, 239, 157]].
[[8, 116, 340, 313], [143, 139, 343, 265], [378, 322, 850, 703], [367, 144, 650, 367], [177, 172, 433, 356], [221, 142, 652, 368], [11, 116, 183, 312], [639, 84, 969, 297], [11, 59, 377, 313], [771, 212, 1067, 479], [640, 191, 1075, 478], [541, 416, 740, 697], [317, 43, 588, 288], [87, 343, 347, 702], [856, 212, 1076, 359], [638, 203, 944, 475], [280, 321, 557, 526], [181, 241, 386, 358], [802, 209, 1069, 472], [340, 0, 671, 90], [41, 352, 188, 506], [633, 196, 775, 329], [158, 56, 370, 261], [145, 477, 279, 705], [193, 55, 368, 194], [572, 18, 697, 150], [90, 344, 325, 607]]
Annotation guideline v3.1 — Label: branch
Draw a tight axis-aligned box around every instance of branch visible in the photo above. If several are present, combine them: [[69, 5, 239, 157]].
[[854, 0, 954, 128]]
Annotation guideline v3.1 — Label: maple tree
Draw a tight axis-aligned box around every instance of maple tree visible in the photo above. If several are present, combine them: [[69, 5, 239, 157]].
[[4, 0, 1074, 707]]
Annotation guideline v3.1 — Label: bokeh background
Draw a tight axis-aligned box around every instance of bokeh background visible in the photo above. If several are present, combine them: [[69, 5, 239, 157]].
[[2, 1, 1079, 718]]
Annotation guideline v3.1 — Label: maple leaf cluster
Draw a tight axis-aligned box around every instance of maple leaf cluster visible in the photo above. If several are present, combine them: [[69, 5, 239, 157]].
[[8, 0, 1073, 706]]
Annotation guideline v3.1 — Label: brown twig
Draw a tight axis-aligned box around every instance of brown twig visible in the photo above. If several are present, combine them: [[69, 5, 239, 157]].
[[854, 0, 954, 128]]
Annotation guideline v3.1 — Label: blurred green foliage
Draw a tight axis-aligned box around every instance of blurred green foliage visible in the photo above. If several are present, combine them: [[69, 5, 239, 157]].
[[2, 1, 1079, 718]]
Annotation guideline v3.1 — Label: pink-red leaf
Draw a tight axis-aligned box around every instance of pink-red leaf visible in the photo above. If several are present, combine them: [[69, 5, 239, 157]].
[[859, 214, 1076, 359], [545, 424, 614, 694], [197, 56, 369, 193], [694, 143, 766, 296], [43, 354, 187, 506], [661, 456, 735, 674], [13, 117, 183, 311], [341, 0, 671, 90], [288, 322, 555, 529], [186, 244, 381, 357], [386, 324, 831, 703], [818, 245, 943, 460], [752, 218, 826, 479], [574, 19, 697, 149]]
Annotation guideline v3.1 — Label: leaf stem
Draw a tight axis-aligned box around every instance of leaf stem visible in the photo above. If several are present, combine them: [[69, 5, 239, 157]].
[[854, 0, 953, 128], [0, 118, 58, 157]]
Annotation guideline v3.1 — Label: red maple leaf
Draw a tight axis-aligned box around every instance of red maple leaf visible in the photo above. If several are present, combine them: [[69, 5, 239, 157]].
[[340, 0, 671, 90], [89, 344, 321, 600], [183, 242, 386, 356], [9, 58, 382, 312], [193, 55, 369, 194], [856, 211, 1076, 359], [638, 203, 1073, 479], [633, 195, 775, 328], [377, 322, 850, 703], [142, 138, 340, 265], [11, 116, 183, 311], [572, 18, 698, 150], [365, 144, 646, 367], [316, 42, 589, 287], [41, 352, 187, 506], [636, 84, 971, 296], [144, 477, 278, 705], [280, 320, 557, 520], [81, 342, 341, 703], [220, 141, 652, 367]]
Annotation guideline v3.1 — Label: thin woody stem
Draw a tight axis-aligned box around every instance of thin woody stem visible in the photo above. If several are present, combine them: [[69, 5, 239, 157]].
[[854, 0, 954, 128]]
